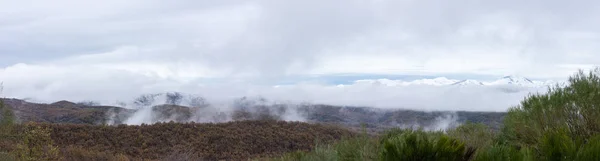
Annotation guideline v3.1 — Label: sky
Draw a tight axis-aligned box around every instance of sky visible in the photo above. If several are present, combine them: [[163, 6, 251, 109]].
[[1, 0, 599, 111]]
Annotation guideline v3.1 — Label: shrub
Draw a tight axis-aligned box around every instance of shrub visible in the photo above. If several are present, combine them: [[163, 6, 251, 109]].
[[270, 135, 378, 161], [379, 130, 473, 161], [502, 68, 600, 147], [539, 130, 577, 161], [60, 146, 131, 161], [0, 152, 17, 161], [576, 135, 600, 160], [0, 99, 16, 136], [12, 124, 60, 161], [472, 143, 534, 161], [447, 122, 494, 150], [334, 136, 379, 161]]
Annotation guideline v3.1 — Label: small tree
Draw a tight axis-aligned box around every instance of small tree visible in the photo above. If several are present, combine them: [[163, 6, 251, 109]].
[[134, 94, 160, 108], [76, 100, 101, 106], [0, 99, 15, 131], [188, 95, 209, 108]]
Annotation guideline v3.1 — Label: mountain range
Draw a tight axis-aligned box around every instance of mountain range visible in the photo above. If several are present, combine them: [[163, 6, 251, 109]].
[[1, 98, 506, 133], [353, 75, 563, 87]]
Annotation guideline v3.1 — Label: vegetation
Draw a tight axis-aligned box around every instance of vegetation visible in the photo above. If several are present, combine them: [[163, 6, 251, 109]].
[[0, 99, 18, 160], [13, 124, 61, 161], [4, 120, 352, 160], [380, 130, 474, 161]]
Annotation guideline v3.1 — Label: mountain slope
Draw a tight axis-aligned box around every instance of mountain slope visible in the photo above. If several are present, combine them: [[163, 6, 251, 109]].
[[1, 98, 506, 131]]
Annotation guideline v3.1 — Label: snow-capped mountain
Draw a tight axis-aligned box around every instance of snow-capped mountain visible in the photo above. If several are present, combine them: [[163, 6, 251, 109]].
[[486, 76, 534, 86], [452, 79, 485, 86], [354, 77, 460, 86], [409, 77, 460, 86], [352, 75, 560, 88]]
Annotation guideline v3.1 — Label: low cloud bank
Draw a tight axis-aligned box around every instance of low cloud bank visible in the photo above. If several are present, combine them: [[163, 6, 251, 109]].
[[102, 92, 506, 132]]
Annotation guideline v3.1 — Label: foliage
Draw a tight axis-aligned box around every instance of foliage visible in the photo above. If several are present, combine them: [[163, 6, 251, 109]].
[[500, 68, 600, 159], [472, 143, 534, 161], [380, 129, 474, 161], [0, 152, 17, 161], [133, 94, 160, 107], [539, 130, 578, 161], [76, 100, 101, 106], [502, 68, 600, 147], [34, 120, 353, 160], [0, 99, 18, 156], [0, 99, 15, 132], [269, 136, 378, 161], [575, 134, 600, 160], [60, 146, 130, 161], [165, 92, 183, 105], [13, 124, 61, 161], [447, 122, 494, 150]]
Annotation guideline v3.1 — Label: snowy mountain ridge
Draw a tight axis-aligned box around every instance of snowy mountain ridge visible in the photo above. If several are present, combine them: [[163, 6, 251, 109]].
[[353, 75, 562, 88]]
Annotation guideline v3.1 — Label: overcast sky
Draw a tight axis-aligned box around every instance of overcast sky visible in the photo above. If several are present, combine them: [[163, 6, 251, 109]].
[[1, 0, 598, 111]]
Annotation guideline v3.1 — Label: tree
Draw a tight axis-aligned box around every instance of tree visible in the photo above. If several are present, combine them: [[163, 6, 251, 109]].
[[165, 92, 183, 105], [76, 100, 101, 106], [0, 99, 15, 129], [188, 95, 209, 108], [134, 94, 160, 108]]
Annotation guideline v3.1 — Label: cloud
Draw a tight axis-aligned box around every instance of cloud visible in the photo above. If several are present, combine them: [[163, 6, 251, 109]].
[[1, 0, 598, 111]]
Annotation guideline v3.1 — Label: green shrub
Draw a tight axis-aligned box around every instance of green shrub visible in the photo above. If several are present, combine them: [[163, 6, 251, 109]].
[[502, 68, 600, 148], [0, 152, 17, 161], [13, 124, 61, 161], [447, 122, 494, 150], [472, 143, 534, 161], [379, 128, 407, 143], [270, 133, 378, 161], [334, 136, 379, 161], [539, 130, 577, 161], [61, 146, 131, 161], [379, 130, 473, 161], [576, 135, 600, 160], [0, 99, 16, 136]]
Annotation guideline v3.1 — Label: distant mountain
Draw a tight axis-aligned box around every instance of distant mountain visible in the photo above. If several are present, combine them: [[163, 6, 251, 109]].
[[1, 98, 506, 132], [353, 75, 560, 88], [452, 79, 485, 86]]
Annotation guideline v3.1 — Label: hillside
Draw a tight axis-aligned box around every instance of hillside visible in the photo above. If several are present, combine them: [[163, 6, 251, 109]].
[[1, 98, 505, 132], [2, 120, 354, 160]]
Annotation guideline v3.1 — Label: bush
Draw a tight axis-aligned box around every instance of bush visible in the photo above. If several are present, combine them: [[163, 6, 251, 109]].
[[0, 99, 16, 136], [502, 68, 600, 147], [472, 143, 534, 161], [0, 152, 17, 161], [380, 130, 473, 161], [60, 146, 130, 161], [333, 136, 379, 161], [539, 130, 577, 161], [576, 135, 600, 160], [447, 122, 494, 150], [13, 124, 60, 161], [270, 134, 378, 161]]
